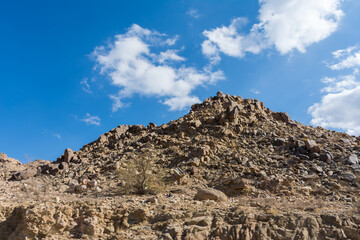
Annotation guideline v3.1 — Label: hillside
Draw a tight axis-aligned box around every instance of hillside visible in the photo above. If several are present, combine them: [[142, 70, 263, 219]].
[[0, 92, 359, 239]]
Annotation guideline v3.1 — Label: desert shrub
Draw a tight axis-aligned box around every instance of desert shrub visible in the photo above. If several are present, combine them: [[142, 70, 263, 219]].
[[117, 156, 166, 195]]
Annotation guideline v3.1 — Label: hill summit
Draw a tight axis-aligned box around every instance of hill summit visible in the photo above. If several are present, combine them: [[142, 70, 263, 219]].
[[0, 92, 359, 239]]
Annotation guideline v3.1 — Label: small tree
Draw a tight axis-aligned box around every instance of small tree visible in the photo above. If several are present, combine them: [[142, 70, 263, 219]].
[[118, 156, 165, 195]]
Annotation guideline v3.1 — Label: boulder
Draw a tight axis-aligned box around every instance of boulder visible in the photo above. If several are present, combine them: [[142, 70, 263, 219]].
[[320, 152, 333, 162], [342, 172, 356, 182], [63, 148, 74, 162], [346, 154, 359, 165], [194, 187, 228, 202], [272, 112, 290, 123], [11, 168, 38, 180], [188, 157, 201, 167], [305, 140, 321, 153]]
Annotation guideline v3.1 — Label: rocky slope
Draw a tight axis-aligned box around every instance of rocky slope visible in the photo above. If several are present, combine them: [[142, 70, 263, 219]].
[[0, 92, 359, 239]]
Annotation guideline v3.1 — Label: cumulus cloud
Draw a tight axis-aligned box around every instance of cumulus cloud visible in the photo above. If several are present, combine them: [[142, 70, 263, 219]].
[[202, 18, 266, 63], [309, 46, 360, 136], [93, 24, 224, 111], [309, 83, 360, 136], [81, 113, 101, 126], [202, 0, 343, 61], [329, 46, 360, 70]]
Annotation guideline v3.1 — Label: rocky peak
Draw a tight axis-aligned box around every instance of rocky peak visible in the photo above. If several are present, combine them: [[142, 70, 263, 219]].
[[0, 92, 359, 239]]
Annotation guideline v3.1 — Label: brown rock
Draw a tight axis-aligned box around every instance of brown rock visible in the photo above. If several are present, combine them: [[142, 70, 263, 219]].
[[194, 187, 228, 202], [63, 148, 74, 162], [305, 140, 321, 153]]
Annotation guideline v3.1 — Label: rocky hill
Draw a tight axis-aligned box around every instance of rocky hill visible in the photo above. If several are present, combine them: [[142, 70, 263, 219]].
[[0, 92, 359, 239]]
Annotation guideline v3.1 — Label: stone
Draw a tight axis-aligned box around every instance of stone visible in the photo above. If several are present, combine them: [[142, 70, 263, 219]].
[[173, 167, 186, 179], [346, 154, 359, 165], [0, 153, 21, 165], [147, 122, 156, 128], [146, 197, 158, 204], [342, 172, 356, 181], [194, 187, 228, 202], [87, 180, 97, 188], [59, 162, 69, 170], [228, 106, 240, 120], [188, 157, 201, 167], [185, 217, 212, 227], [305, 140, 321, 153], [10, 168, 38, 180], [75, 184, 87, 193], [320, 152, 333, 162], [272, 112, 290, 123], [312, 166, 323, 173], [273, 138, 286, 146], [321, 214, 341, 227], [63, 148, 74, 162]]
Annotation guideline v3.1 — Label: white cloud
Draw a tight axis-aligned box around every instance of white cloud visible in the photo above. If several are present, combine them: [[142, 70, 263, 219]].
[[53, 133, 61, 139], [202, 0, 343, 61], [321, 74, 359, 93], [81, 113, 101, 126], [250, 89, 260, 95], [187, 8, 200, 19], [80, 77, 92, 94], [309, 45, 360, 136], [309, 84, 360, 136], [153, 49, 185, 64], [330, 46, 360, 70], [93, 24, 224, 111], [42, 129, 62, 139], [202, 18, 266, 62]]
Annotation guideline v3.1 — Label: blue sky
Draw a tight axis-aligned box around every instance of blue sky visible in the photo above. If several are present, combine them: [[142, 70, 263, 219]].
[[1, 0, 360, 163]]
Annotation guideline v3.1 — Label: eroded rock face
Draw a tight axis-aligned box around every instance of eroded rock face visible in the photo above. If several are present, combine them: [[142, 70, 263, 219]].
[[0, 92, 359, 239]]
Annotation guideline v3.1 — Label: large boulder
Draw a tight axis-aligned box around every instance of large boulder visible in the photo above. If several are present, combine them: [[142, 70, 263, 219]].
[[63, 148, 74, 162], [194, 187, 228, 202], [272, 112, 290, 123]]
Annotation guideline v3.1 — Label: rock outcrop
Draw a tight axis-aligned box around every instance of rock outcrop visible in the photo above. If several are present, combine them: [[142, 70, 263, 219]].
[[0, 92, 359, 239]]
